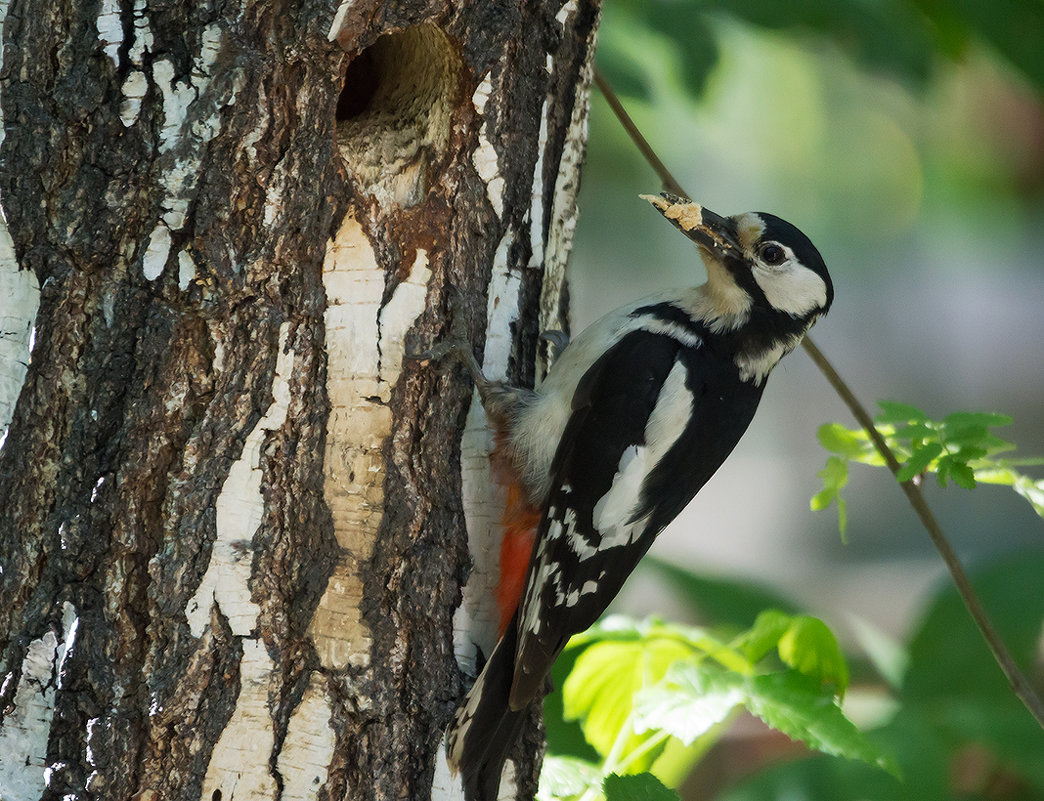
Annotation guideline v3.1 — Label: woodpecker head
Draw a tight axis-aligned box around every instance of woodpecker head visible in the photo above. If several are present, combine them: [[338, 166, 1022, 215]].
[[641, 194, 833, 326]]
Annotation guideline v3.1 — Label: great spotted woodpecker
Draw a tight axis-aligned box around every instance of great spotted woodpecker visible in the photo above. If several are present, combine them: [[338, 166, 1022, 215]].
[[435, 194, 834, 800]]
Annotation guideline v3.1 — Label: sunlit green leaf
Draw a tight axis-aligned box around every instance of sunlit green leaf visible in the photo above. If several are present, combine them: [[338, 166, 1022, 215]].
[[739, 609, 793, 663], [1012, 475, 1044, 517], [810, 487, 834, 511], [817, 423, 867, 458], [538, 756, 602, 801], [778, 617, 849, 697], [811, 456, 849, 535], [563, 636, 693, 767], [632, 664, 745, 744]]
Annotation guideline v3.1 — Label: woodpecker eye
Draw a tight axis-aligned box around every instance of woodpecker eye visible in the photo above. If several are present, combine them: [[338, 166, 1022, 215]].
[[759, 243, 786, 266]]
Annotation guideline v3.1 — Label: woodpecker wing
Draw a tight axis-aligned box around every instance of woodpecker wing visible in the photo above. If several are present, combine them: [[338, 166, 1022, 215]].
[[509, 325, 763, 708]]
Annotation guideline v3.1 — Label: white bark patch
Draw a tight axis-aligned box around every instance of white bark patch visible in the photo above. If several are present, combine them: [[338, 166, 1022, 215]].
[[186, 322, 293, 637], [528, 100, 550, 273], [431, 738, 467, 801], [142, 222, 171, 281], [327, 0, 355, 41], [0, 0, 40, 454], [199, 639, 277, 800], [0, 234, 39, 446], [311, 214, 431, 670], [453, 230, 520, 667], [377, 248, 431, 386], [150, 24, 231, 234], [471, 73, 504, 218], [538, 21, 595, 344], [153, 58, 196, 153], [96, 0, 122, 67], [119, 70, 148, 127], [177, 249, 197, 290], [277, 673, 336, 801], [556, 0, 578, 25], [128, 0, 152, 66], [0, 603, 78, 800], [497, 759, 518, 801]]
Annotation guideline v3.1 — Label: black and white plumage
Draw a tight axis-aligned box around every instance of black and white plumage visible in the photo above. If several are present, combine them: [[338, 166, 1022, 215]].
[[444, 194, 834, 800]]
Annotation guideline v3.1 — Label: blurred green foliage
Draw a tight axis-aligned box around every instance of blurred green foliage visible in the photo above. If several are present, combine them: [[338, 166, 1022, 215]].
[[715, 552, 1044, 801], [544, 4, 1044, 800], [598, 0, 1044, 101], [541, 554, 1044, 801]]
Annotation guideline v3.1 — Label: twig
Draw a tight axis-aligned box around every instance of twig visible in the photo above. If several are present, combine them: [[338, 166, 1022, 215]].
[[592, 67, 1044, 730], [592, 71, 687, 198]]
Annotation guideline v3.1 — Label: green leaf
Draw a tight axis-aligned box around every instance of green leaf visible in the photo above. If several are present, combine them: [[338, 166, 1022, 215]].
[[896, 442, 943, 481], [744, 672, 898, 776], [941, 411, 1013, 430], [947, 460, 976, 489], [812, 456, 849, 536], [903, 552, 1044, 783], [603, 772, 680, 801], [934, 454, 952, 487], [810, 488, 834, 511], [819, 456, 848, 494], [632, 664, 745, 744], [1012, 475, 1044, 517], [563, 636, 693, 766], [891, 422, 934, 441], [777, 617, 850, 696], [538, 756, 602, 801], [816, 424, 867, 458], [875, 401, 928, 424], [739, 609, 794, 663], [950, 444, 988, 462]]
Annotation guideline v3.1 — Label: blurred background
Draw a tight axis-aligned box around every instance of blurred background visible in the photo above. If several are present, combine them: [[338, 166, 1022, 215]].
[[559, 2, 1044, 797], [573, 0, 1044, 643]]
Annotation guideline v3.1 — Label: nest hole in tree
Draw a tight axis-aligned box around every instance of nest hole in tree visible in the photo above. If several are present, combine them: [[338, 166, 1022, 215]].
[[335, 24, 461, 209]]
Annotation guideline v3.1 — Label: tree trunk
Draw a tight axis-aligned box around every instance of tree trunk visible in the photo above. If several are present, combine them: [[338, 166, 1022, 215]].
[[0, 1, 599, 799]]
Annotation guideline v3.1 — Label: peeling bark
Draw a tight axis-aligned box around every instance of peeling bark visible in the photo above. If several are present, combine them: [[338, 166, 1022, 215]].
[[0, 1, 599, 800]]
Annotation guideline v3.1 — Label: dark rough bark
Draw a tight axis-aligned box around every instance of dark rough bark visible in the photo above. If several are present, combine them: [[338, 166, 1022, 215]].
[[0, 0, 597, 800]]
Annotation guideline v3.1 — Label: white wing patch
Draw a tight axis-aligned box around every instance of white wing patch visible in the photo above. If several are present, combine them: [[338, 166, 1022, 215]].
[[591, 444, 644, 531], [576, 358, 693, 558]]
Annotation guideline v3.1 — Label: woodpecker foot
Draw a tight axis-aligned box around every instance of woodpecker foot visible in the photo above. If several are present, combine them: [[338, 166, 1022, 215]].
[[407, 338, 494, 398]]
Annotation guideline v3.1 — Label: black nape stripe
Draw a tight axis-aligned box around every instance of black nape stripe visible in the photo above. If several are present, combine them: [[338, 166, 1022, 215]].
[[630, 302, 708, 338]]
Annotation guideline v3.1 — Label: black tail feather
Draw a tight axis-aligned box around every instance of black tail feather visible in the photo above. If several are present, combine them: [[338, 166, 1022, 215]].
[[450, 615, 529, 801]]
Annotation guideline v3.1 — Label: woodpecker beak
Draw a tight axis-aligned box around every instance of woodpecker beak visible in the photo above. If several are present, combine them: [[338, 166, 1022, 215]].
[[640, 193, 743, 262]]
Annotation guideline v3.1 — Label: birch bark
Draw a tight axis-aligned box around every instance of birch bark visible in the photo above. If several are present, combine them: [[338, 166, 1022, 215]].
[[0, 1, 598, 799]]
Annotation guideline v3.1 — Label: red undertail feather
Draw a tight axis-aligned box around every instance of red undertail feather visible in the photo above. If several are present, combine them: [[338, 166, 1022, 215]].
[[491, 431, 539, 637]]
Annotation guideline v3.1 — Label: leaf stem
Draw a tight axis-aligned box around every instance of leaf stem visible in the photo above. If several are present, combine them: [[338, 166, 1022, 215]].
[[592, 68, 1044, 731]]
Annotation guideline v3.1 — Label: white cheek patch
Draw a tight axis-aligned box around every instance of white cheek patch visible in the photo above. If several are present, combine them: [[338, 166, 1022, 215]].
[[754, 263, 827, 318]]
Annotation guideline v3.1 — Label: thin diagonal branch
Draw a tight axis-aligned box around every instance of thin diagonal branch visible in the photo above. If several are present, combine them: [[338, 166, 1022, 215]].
[[592, 67, 1044, 730]]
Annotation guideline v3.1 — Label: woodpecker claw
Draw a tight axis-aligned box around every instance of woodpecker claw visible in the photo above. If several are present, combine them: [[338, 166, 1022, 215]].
[[408, 337, 494, 396], [406, 341, 460, 363]]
